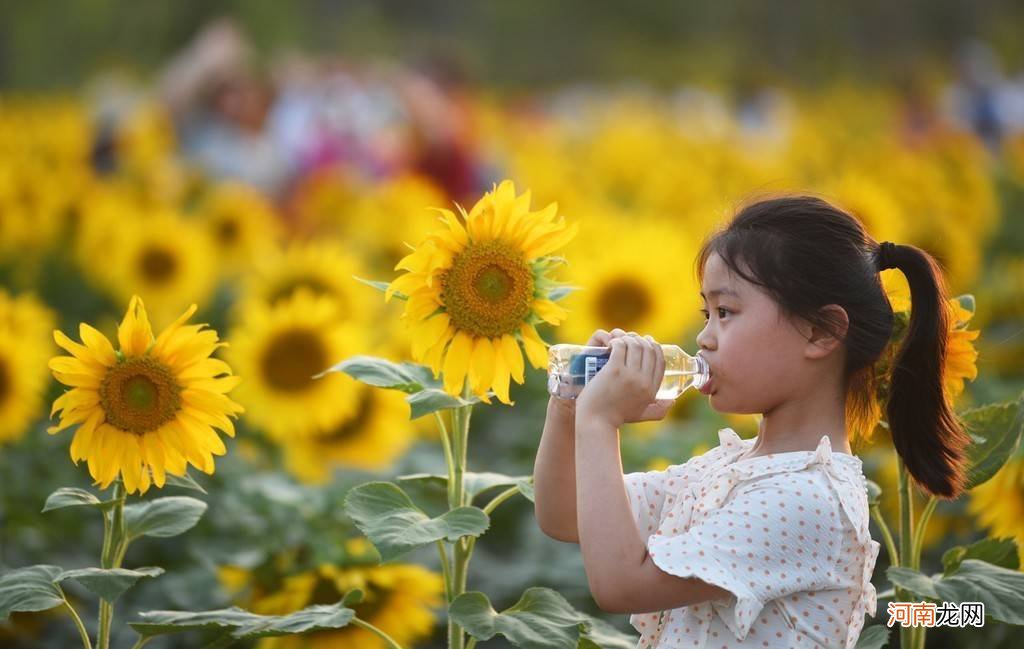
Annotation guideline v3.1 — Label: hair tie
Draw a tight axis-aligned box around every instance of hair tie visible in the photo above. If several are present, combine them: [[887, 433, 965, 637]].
[[877, 241, 899, 271]]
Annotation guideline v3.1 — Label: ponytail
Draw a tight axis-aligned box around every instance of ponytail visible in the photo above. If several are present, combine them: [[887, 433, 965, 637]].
[[877, 241, 971, 499]]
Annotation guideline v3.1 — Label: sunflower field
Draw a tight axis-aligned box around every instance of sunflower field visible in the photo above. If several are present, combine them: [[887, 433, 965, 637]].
[[3, 6, 1024, 649]]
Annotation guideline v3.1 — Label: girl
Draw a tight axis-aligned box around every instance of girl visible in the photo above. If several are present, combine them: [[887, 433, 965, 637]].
[[533, 195, 971, 648]]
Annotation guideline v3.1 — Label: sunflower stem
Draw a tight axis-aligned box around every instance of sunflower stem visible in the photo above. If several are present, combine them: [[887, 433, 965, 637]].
[[97, 480, 126, 649], [129, 636, 152, 649], [911, 496, 938, 572], [62, 596, 93, 649], [869, 504, 899, 571], [351, 617, 406, 649], [896, 452, 914, 649], [445, 385, 474, 649]]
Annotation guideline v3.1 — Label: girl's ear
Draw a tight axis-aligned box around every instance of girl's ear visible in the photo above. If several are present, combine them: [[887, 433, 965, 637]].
[[804, 304, 849, 359]]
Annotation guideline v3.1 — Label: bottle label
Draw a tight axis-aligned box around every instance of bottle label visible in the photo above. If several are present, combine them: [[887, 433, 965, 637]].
[[583, 354, 609, 386]]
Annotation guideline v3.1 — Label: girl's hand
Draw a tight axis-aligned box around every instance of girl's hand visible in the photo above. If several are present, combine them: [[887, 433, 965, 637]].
[[576, 333, 671, 429]]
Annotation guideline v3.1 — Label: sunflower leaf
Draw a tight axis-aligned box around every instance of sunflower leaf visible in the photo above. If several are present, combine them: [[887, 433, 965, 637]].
[[449, 587, 594, 649], [0, 565, 67, 622], [576, 611, 641, 649], [343, 481, 489, 562], [865, 479, 882, 507], [42, 487, 118, 513], [163, 471, 208, 495], [58, 566, 164, 603], [852, 625, 890, 649], [396, 471, 534, 502], [960, 394, 1024, 490], [407, 388, 474, 419], [888, 560, 1024, 625], [941, 537, 1020, 575], [124, 496, 208, 541], [318, 355, 436, 393], [130, 597, 358, 639], [352, 275, 408, 301]]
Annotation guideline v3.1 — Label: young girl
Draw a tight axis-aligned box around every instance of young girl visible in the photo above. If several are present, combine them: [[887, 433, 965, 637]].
[[533, 195, 972, 648]]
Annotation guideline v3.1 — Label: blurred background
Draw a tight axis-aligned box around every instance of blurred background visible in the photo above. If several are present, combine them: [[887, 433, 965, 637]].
[[1, 1, 1024, 647]]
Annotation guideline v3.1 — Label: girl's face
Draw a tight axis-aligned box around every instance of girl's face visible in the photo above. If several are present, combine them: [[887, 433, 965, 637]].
[[696, 252, 824, 414]]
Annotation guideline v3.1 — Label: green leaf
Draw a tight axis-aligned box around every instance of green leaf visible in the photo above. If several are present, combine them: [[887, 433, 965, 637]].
[[449, 587, 588, 649], [131, 595, 360, 640], [853, 624, 890, 649], [0, 565, 67, 621], [42, 487, 117, 512], [164, 471, 208, 494], [397, 471, 535, 503], [125, 496, 208, 541], [546, 286, 581, 302], [316, 355, 434, 393], [942, 537, 1020, 575], [343, 482, 489, 562], [407, 388, 474, 419], [576, 612, 639, 649], [865, 480, 881, 507], [59, 567, 164, 603], [961, 395, 1024, 490], [353, 275, 407, 300], [888, 559, 1024, 625]]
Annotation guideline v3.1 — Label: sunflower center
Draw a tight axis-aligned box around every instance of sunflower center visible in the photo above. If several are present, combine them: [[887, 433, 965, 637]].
[[100, 356, 183, 435], [322, 387, 374, 442], [139, 246, 178, 285], [216, 217, 240, 244], [596, 276, 653, 329], [268, 277, 338, 308], [309, 576, 388, 621], [441, 240, 534, 338], [0, 356, 9, 403], [260, 328, 328, 393]]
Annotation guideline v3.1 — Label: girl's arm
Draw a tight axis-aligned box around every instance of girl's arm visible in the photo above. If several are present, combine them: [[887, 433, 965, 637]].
[[575, 417, 730, 614], [533, 396, 580, 543]]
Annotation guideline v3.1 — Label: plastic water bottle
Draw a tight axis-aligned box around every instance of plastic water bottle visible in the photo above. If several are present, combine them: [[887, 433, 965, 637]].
[[547, 343, 710, 400]]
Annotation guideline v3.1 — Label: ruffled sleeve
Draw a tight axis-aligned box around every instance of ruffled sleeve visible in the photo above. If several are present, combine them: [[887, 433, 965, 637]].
[[623, 468, 670, 538], [644, 468, 843, 641]]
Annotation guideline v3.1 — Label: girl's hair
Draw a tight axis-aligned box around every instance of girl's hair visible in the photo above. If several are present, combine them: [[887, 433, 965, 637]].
[[695, 194, 970, 499]]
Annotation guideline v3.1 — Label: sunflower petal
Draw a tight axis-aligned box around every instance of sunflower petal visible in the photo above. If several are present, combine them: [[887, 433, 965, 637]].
[[532, 298, 568, 325], [468, 337, 495, 397], [491, 348, 513, 406], [79, 323, 118, 365], [518, 323, 549, 369], [500, 334, 525, 384], [442, 331, 474, 396], [117, 295, 154, 357]]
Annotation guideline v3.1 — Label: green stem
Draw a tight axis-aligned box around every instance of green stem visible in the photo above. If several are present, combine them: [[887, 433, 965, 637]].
[[435, 412, 457, 509], [62, 598, 93, 649], [464, 486, 522, 560], [896, 453, 914, 649], [466, 638, 478, 649], [129, 636, 152, 649], [351, 617, 406, 649], [869, 504, 899, 570], [445, 384, 474, 649], [98, 481, 127, 649], [436, 539, 453, 601], [911, 497, 938, 571]]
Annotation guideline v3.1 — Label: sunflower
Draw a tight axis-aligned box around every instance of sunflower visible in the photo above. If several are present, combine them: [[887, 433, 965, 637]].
[[232, 241, 379, 327], [555, 206, 699, 346], [967, 455, 1024, 567], [0, 290, 56, 445], [198, 182, 283, 276], [92, 208, 218, 329], [281, 380, 416, 484], [385, 180, 579, 405], [47, 295, 244, 494], [220, 562, 444, 649], [224, 289, 368, 440]]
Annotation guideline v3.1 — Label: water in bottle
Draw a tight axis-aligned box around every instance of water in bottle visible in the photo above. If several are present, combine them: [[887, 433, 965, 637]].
[[547, 343, 710, 400]]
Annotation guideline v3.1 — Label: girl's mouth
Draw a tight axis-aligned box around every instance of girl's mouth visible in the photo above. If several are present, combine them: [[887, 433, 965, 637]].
[[699, 375, 715, 395]]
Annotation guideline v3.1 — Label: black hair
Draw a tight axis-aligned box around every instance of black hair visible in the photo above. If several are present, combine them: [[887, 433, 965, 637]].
[[695, 194, 970, 499]]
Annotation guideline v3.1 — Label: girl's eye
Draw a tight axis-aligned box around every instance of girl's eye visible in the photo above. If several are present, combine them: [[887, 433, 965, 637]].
[[699, 308, 730, 321]]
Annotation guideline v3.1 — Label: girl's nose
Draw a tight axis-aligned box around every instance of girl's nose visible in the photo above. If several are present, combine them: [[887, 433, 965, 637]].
[[696, 324, 715, 352]]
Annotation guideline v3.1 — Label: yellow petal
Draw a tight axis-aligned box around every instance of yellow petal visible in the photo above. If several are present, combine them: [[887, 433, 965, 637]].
[[53, 330, 108, 369], [432, 207, 468, 247], [117, 295, 154, 357], [532, 298, 568, 325], [518, 323, 549, 369], [491, 348, 513, 406], [79, 323, 118, 366], [442, 331, 474, 396], [468, 337, 495, 396], [151, 303, 199, 358], [411, 313, 451, 361], [424, 326, 454, 379], [385, 272, 426, 303], [500, 334, 525, 384], [523, 218, 579, 259]]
